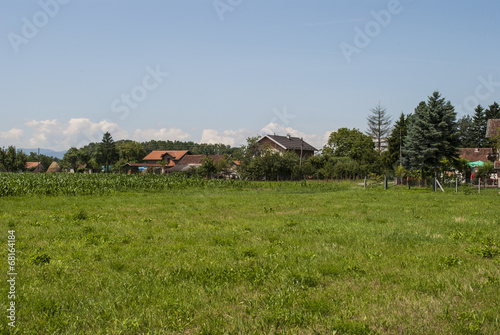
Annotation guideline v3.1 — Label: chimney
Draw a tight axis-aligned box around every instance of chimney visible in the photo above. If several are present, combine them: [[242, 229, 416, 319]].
[[286, 134, 291, 140]]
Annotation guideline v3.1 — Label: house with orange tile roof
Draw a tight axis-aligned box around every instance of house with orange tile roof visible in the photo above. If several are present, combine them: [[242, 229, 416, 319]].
[[125, 150, 192, 174]]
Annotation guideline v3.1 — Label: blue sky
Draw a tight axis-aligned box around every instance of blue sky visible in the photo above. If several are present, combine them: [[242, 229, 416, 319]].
[[1, 0, 499, 151]]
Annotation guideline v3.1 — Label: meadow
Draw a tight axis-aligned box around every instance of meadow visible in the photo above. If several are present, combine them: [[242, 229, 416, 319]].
[[0, 174, 499, 334]]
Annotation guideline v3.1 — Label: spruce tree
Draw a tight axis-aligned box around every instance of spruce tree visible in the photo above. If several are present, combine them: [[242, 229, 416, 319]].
[[457, 115, 475, 148], [402, 91, 459, 177], [386, 113, 408, 167], [366, 104, 392, 152], [471, 105, 486, 147], [96, 132, 119, 172], [485, 102, 500, 120]]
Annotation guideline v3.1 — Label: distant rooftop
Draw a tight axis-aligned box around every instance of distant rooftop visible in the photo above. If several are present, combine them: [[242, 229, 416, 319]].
[[260, 135, 317, 152]]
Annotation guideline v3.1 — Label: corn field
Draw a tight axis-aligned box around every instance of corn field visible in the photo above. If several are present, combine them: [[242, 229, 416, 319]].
[[0, 173, 350, 197], [0, 173, 243, 197]]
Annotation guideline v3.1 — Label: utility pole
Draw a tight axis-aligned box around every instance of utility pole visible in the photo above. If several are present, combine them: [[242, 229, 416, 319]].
[[399, 128, 402, 166]]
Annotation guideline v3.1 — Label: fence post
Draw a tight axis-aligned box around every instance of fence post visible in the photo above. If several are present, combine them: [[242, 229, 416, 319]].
[[479, 177, 481, 194], [364, 176, 367, 189], [455, 177, 458, 193], [384, 176, 387, 190]]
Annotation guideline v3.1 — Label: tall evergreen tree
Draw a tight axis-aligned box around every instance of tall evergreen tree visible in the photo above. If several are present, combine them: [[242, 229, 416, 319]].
[[485, 102, 500, 120], [96, 132, 119, 172], [366, 103, 392, 152], [402, 91, 459, 177], [471, 105, 486, 147], [456, 114, 475, 148], [385, 113, 408, 167]]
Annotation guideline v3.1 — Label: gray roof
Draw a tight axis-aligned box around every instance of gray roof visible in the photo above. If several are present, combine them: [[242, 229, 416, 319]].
[[168, 164, 201, 172], [261, 135, 317, 151]]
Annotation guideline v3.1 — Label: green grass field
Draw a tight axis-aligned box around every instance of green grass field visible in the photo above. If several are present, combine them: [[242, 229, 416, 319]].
[[1, 177, 499, 334]]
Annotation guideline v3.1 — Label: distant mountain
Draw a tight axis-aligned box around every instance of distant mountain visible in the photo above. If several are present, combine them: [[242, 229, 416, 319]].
[[20, 148, 67, 160]]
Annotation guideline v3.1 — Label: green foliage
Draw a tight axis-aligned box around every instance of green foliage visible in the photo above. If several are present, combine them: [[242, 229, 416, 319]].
[[484, 102, 500, 120], [96, 132, 119, 172], [457, 114, 475, 148], [475, 161, 494, 180], [386, 113, 408, 168], [325, 128, 379, 176], [0, 146, 28, 172], [62, 147, 80, 171], [394, 166, 408, 178], [328, 128, 376, 162], [456, 101, 500, 149], [118, 140, 147, 163], [403, 91, 459, 175], [471, 105, 487, 147], [240, 145, 301, 181], [198, 156, 217, 178]]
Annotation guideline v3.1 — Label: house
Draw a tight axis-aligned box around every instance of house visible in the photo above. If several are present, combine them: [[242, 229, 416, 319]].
[[258, 134, 317, 160], [459, 148, 497, 163], [459, 148, 497, 185], [25, 162, 44, 173], [485, 119, 500, 139], [125, 150, 192, 174], [142, 150, 191, 165]]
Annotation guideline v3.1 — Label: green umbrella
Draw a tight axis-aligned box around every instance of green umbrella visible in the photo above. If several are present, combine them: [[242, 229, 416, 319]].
[[468, 161, 484, 167]]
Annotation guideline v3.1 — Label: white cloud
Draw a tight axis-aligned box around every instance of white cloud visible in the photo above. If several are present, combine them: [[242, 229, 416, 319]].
[[0, 118, 129, 151], [0, 128, 24, 142], [199, 125, 332, 149], [133, 128, 191, 142], [61, 118, 128, 149], [1, 118, 332, 152], [200, 128, 255, 146]]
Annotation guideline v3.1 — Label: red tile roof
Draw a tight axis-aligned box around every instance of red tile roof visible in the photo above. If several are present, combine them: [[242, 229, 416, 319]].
[[459, 148, 496, 162], [165, 150, 190, 160], [143, 151, 173, 161], [25, 162, 41, 169], [126, 163, 162, 167]]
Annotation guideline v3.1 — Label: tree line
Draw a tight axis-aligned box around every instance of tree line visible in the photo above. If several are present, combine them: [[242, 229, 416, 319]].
[[0, 137, 238, 173], [2, 90, 499, 179]]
